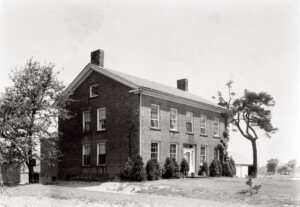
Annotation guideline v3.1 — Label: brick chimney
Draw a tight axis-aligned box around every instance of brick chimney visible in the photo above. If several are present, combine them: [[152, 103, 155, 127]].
[[177, 79, 188, 91], [91, 49, 104, 67]]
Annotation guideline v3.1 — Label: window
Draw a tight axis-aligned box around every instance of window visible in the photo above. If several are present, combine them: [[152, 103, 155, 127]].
[[82, 144, 91, 166], [200, 115, 207, 135], [200, 146, 207, 165], [170, 144, 178, 161], [213, 118, 220, 137], [97, 143, 106, 165], [186, 112, 193, 133], [214, 147, 219, 160], [97, 108, 106, 131], [90, 85, 98, 97], [170, 108, 178, 131], [83, 111, 91, 132], [151, 104, 160, 129], [151, 142, 159, 161]]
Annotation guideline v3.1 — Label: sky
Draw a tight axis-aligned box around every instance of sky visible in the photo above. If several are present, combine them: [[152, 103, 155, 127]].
[[0, 0, 299, 166]]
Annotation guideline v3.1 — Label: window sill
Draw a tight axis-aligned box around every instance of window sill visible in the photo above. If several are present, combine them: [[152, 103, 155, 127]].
[[89, 95, 99, 99], [97, 164, 106, 167], [200, 134, 208, 137], [150, 127, 161, 131], [82, 165, 91, 167], [185, 132, 194, 135], [213, 135, 220, 139], [169, 130, 179, 133], [96, 129, 107, 133]]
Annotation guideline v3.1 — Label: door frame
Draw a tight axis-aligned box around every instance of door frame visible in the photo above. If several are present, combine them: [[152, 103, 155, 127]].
[[183, 145, 196, 174]]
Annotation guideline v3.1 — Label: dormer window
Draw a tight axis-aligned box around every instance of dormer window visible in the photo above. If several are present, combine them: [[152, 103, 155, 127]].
[[90, 84, 98, 97]]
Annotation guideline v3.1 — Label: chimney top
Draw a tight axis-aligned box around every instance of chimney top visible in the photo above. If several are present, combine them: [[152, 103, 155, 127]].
[[177, 79, 188, 91], [91, 49, 104, 67]]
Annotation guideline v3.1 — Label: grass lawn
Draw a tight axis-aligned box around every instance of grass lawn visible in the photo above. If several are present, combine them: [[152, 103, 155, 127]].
[[0, 175, 299, 207]]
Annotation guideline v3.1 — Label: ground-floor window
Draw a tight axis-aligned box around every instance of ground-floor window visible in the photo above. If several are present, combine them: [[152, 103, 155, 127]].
[[97, 143, 106, 165], [151, 142, 159, 161], [82, 144, 91, 166], [200, 146, 207, 165], [170, 143, 178, 161], [214, 147, 219, 160]]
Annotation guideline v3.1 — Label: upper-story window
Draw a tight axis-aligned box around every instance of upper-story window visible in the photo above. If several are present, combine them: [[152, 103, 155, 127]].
[[83, 111, 91, 132], [200, 115, 207, 135], [186, 112, 193, 133], [90, 84, 99, 97], [170, 108, 178, 131], [151, 104, 160, 129], [97, 108, 106, 131], [213, 118, 220, 137]]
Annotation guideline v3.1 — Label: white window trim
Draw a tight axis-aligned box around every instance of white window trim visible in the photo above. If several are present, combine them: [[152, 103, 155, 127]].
[[150, 104, 160, 129], [151, 142, 160, 161], [97, 107, 106, 131], [82, 144, 91, 166], [170, 108, 178, 131], [170, 143, 178, 161], [213, 118, 220, 137], [200, 115, 207, 135], [82, 111, 91, 132], [186, 111, 194, 133], [97, 142, 106, 166], [90, 84, 99, 98]]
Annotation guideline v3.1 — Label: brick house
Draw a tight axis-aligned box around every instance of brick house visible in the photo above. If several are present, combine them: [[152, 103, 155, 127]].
[[58, 49, 229, 179]]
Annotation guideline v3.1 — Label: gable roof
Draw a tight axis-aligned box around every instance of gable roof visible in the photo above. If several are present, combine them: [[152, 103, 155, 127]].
[[66, 63, 229, 113]]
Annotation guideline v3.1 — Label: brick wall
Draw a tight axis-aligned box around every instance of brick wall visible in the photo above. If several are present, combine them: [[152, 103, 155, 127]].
[[58, 70, 140, 179], [140, 94, 226, 172]]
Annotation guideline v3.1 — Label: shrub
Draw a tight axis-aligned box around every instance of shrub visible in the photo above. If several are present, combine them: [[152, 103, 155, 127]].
[[222, 162, 232, 177], [122, 157, 134, 181], [163, 157, 180, 179], [180, 158, 189, 177], [198, 161, 209, 176], [146, 159, 161, 181], [131, 155, 147, 181], [229, 157, 236, 176], [209, 159, 222, 177]]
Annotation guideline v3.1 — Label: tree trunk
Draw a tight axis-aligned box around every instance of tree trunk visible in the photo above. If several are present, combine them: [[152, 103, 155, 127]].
[[25, 161, 34, 183], [251, 140, 258, 178]]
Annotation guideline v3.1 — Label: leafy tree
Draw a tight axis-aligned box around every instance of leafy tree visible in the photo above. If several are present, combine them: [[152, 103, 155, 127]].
[[266, 159, 279, 175], [278, 164, 292, 175], [0, 59, 70, 183], [287, 160, 297, 174], [214, 80, 278, 177]]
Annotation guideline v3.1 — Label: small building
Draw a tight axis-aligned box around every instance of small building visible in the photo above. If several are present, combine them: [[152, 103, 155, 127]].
[[58, 49, 230, 179], [229, 151, 253, 178]]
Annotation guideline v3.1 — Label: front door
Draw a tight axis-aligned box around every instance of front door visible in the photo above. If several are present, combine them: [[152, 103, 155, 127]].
[[183, 146, 195, 174]]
